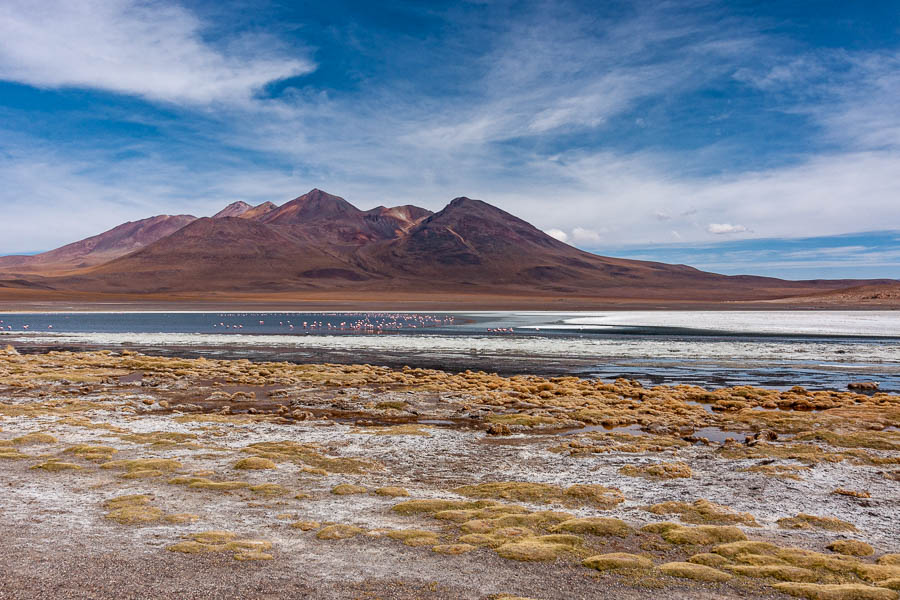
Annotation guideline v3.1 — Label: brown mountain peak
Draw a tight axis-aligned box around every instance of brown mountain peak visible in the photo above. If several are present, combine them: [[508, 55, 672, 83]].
[[0, 214, 197, 276], [261, 189, 362, 225], [238, 201, 278, 220], [213, 201, 253, 219]]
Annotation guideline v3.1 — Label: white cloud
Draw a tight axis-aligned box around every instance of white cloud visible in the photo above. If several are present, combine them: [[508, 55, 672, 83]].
[[571, 227, 605, 245], [0, 0, 313, 105], [545, 228, 569, 242], [707, 223, 749, 234]]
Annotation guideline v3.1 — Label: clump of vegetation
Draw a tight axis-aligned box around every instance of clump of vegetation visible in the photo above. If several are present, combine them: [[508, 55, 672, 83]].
[[552, 517, 632, 537], [833, 489, 871, 499], [772, 582, 898, 600], [101, 458, 181, 474], [385, 529, 441, 547], [793, 431, 900, 452], [582, 553, 653, 571], [233, 457, 277, 470], [619, 462, 692, 479], [0, 448, 30, 460], [102, 494, 196, 526], [549, 431, 689, 457], [169, 476, 251, 491], [777, 547, 863, 574], [454, 481, 624, 509], [742, 464, 810, 481], [64, 444, 118, 462], [777, 514, 857, 532], [659, 561, 732, 582], [726, 565, 818, 582], [31, 460, 83, 472], [289, 521, 320, 531], [167, 531, 273, 561], [352, 424, 431, 436], [316, 524, 365, 540], [102, 494, 164, 525], [12, 432, 57, 445], [119, 431, 200, 449], [689, 553, 732, 568], [644, 499, 759, 526], [249, 483, 289, 497], [855, 564, 900, 584], [391, 499, 495, 515], [432, 544, 475, 555], [828, 540, 875, 557], [641, 522, 748, 546], [712, 541, 780, 559], [718, 442, 843, 465], [331, 483, 367, 495], [106, 504, 165, 525], [373, 486, 409, 497], [164, 513, 199, 524], [485, 414, 563, 428], [494, 538, 576, 562], [241, 440, 380, 474]]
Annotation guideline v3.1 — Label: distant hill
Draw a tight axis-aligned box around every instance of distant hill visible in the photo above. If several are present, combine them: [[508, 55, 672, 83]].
[[0, 214, 196, 275], [0, 189, 894, 302]]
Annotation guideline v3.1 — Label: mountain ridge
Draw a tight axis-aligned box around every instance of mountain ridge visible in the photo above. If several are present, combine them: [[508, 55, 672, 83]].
[[0, 189, 895, 302]]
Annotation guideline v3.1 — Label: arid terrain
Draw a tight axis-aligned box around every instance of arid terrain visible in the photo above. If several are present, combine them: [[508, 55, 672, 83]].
[[1, 346, 898, 599]]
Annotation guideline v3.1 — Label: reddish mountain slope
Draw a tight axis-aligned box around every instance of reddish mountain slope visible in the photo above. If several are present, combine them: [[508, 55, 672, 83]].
[[71, 217, 372, 292], [238, 202, 278, 220], [0, 190, 893, 300], [0, 214, 196, 275], [212, 201, 253, 219]]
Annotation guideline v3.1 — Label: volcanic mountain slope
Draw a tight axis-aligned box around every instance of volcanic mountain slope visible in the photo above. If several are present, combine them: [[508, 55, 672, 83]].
[[254, 189, 433, 244], [212, 201, 252, 219], [16, 189, 892, 300], [356, 197, 886, 299], [71, 216, 371, 293], [0, 189, 893, 300], [0, 214, 197, 275], [213, 201, 278, 220]]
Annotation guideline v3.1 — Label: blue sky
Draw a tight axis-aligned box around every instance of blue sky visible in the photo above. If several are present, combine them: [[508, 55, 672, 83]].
[[0, 0, 898, 279]]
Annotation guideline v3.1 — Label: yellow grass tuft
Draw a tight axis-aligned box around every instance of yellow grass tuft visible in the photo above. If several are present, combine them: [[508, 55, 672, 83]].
[[659, 561, 732, 582], [773, 582, 898, 600], [583, 553, 653, 571]]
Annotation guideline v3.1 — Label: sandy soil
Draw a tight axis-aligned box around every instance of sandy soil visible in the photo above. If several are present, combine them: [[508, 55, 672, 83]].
[[1, 349, 898, 599]]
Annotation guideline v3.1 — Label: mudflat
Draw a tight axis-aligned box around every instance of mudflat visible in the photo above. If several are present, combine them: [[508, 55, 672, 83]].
[[1, 347, 898, 599]]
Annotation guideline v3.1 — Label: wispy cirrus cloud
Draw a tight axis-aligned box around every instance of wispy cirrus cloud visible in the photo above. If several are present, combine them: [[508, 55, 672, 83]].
[[0, 0, 313, 105], [707, 223, 749, 234]]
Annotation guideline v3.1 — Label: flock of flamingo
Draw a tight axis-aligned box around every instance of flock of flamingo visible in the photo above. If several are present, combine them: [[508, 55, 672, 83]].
[[209, 312, 459, 334], [0, 313, 518, 335]]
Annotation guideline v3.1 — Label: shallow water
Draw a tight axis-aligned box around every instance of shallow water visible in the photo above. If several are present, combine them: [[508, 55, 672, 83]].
[[2, 310, 899, 391]]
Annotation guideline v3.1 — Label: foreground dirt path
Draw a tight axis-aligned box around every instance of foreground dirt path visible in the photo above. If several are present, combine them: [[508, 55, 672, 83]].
[[1, 347, 898, 599]]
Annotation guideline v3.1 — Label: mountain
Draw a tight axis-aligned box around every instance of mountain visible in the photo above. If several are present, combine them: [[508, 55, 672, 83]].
[[74, 216, 370, 292], [213, 201, 278, 220], [212, 201, 253, 219], [0, 190, 893, 303], [0, 214, 196, 275], [238, 201, 277, 220]]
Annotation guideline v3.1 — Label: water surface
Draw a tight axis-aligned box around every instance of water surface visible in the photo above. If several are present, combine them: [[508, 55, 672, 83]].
[[2, 311, 898, 391]]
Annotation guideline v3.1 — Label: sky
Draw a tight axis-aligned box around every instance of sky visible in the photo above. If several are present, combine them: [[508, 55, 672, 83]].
[[0, 0, 898, 279]]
